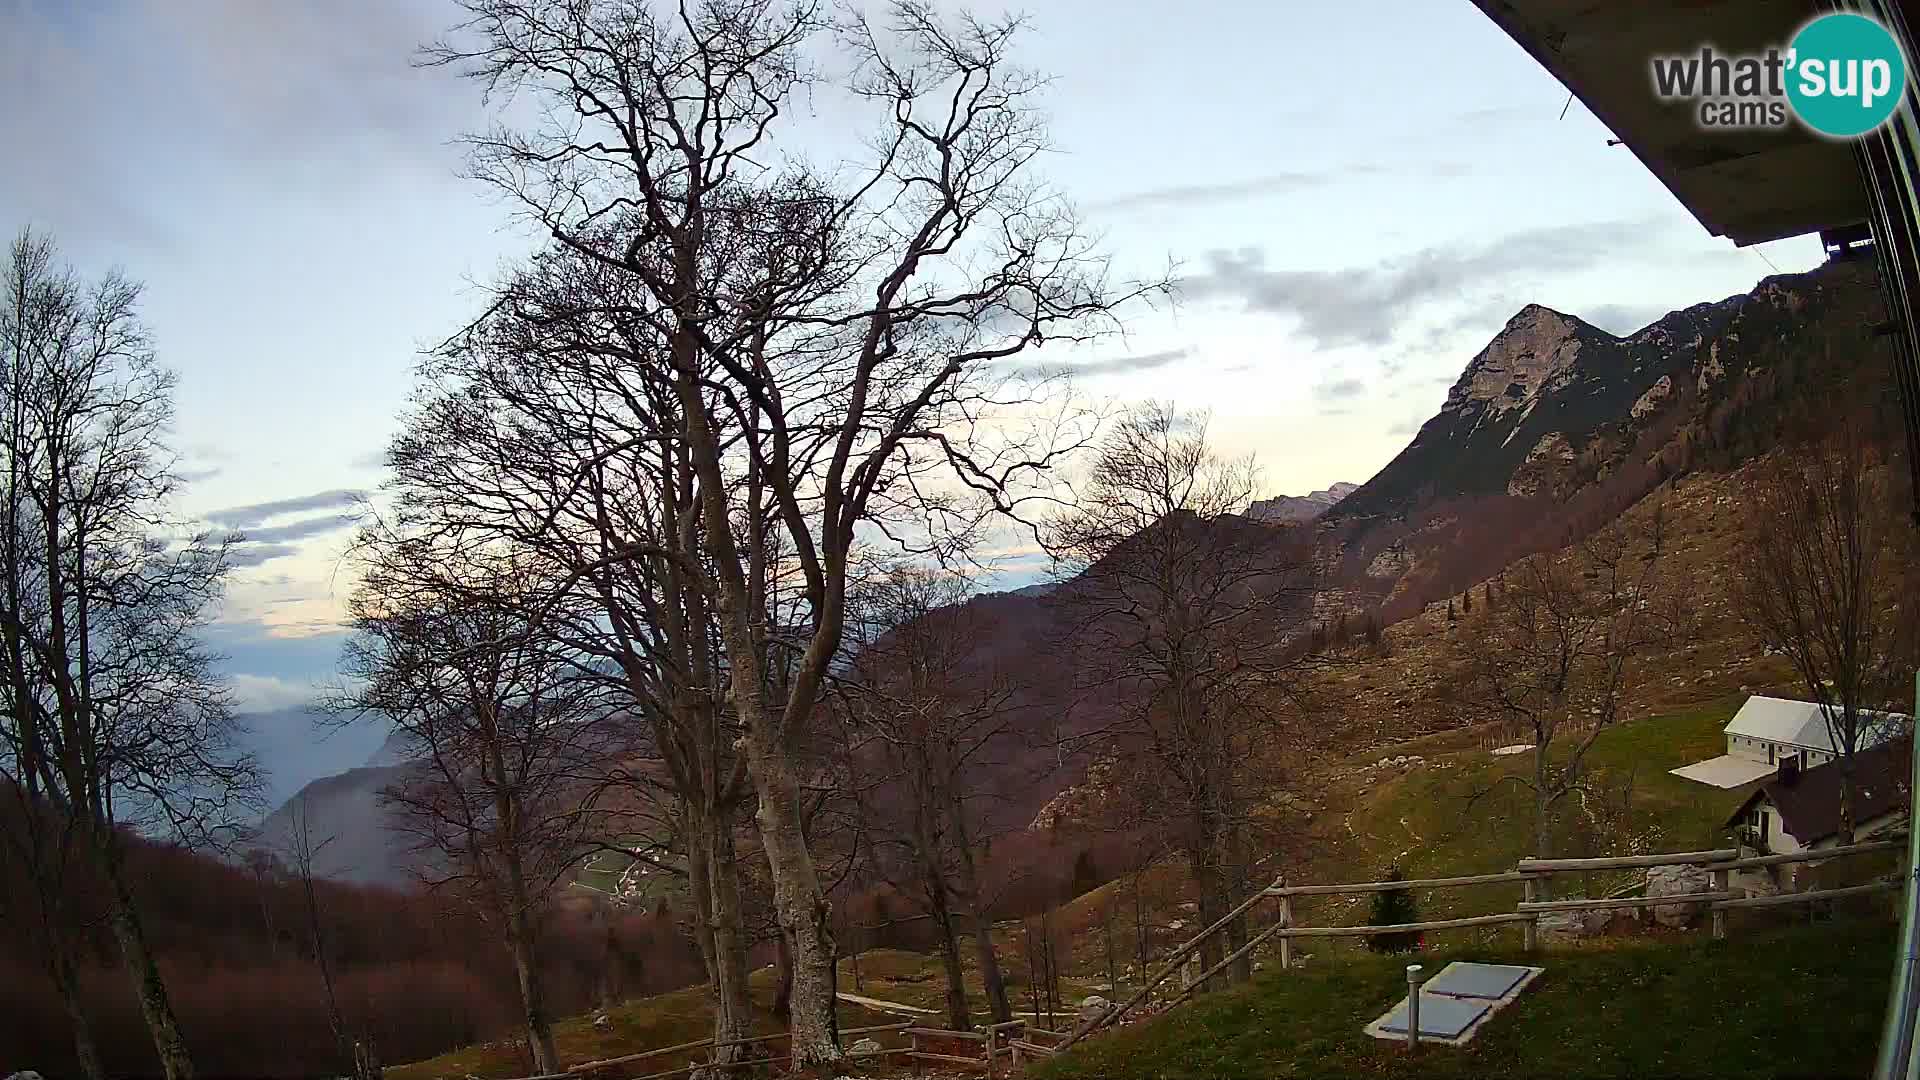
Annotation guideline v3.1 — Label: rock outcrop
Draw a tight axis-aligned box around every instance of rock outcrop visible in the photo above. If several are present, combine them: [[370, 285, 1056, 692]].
[[1647, 864, 1715, 928], [1246, 482, 1359, 524]]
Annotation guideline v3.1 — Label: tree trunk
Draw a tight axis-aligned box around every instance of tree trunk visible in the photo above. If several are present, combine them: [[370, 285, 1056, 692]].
[[51, 933, 105, 1080], [504, 900, 560, 1074], [950, 802, 1010, 1023], [302, 876, 350, 1070], [1222, 819, 1251, 984], [101, 841, 195, 1080], [676, 299, 838, 1066], [741, 731, 840, 1065], [705, 811, 754, 1066], [1133, 871, 1148, 979], [1839, 758, 1857, 845], [1190, 841, 1227, 994], [924, 864, 971, 1031], [773, 929, 794, 1021], [1532, 749, 1555, 899], [970, 917, 1011, 1024]]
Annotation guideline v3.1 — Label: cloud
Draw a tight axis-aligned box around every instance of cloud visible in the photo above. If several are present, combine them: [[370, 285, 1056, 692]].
[[1092, 174, 1332, 212], [224, 514, 359, 545], [227, 543, 303, 568], [1388, 415, 1428, 437], [1314, 378, 1366, 401], [0, 1, 477, 254], [1015, 348, 1192, 379], [1177, 219, 1657, 350], [1583, 303, 1671, 337], [207, 489, 365, 530], [1091, 163, 1469, 213], [350, 448, 390, 470], [230, 673, 321, 713]]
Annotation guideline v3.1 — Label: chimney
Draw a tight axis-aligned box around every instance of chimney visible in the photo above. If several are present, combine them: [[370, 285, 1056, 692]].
[[1778, 754, 1800, 785]]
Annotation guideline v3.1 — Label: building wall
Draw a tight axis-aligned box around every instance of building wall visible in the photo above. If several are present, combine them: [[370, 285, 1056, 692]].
[[1728, 734, 1789, 765]]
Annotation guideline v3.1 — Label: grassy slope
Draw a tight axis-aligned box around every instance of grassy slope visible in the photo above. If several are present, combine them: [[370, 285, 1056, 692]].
[[1330, 698, 1752, 914], [1035, 916, 1896, 1080], [386, 973, 902, 1080]]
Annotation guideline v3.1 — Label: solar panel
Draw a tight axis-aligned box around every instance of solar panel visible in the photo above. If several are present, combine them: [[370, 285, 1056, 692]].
[[1423, 962, 1533, 1000], [1376, 994, 1489, 1039]]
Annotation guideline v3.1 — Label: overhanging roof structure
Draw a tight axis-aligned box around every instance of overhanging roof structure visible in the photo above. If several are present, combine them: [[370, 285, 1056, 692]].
[[1469, 0, 1891, 245]]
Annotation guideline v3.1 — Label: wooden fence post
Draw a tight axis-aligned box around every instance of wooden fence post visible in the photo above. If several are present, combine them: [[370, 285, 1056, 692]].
[[1522, 877, 1538, 951], [1711, 866, 1729, 940], [1278, 895, 1294, 970]]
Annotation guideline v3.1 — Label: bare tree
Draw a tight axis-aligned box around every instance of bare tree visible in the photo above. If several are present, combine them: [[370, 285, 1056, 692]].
[[1735, 434, 1918, 843], [421, 0, 1148, 1061], [835, 567, 1025, 1029], [282, 796, 356, 1076], [387, 239, 766, 1065], [334, 541, 611, 1075], [1452, 509, 1687, 872], [0, 228, 258, 1080], [1045, 403, 1316, 990]]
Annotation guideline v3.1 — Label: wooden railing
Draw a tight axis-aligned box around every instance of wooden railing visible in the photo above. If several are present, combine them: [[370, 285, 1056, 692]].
[[1053, 835, 1905, 1054], [550, 1017, 1044, 1080], [503, 835, 1907, 1078], [563, 1021, 914, 1080]]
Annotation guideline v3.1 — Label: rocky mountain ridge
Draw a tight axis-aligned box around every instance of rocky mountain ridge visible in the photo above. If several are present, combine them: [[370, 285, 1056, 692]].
[[1246, 481, 1359, 523], [1325, 255, 1892, 618]]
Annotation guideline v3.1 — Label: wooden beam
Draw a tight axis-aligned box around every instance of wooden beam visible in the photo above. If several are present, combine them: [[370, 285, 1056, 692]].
[[565, 1036, 716, 1073], [1707, 839, 1903, 872], [1278, 912, 1535, 938], [1518, 849, 1737, 872], [1517, 890, 1741, 913], [905, 1028, 987, 1041], [1713, 880, 1900, 910], [906, 1051, 990, 1071], [1268, 871, 1531, 897]]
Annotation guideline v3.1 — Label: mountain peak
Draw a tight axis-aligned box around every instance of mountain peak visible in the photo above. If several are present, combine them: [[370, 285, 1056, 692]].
[[1445, 304, 1602, 417]]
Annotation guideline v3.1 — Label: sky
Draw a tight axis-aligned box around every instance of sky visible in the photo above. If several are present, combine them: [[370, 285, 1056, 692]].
[[2, 0, 1827, 803]]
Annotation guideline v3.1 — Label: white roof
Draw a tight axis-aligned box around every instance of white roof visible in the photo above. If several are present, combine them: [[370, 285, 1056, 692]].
[[1670, 754, 1777, 789], [1723, 695, 1908, 754]]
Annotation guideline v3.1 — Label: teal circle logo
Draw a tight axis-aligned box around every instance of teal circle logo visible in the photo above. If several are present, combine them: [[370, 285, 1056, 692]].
[[1786, 13, 1907, 137]]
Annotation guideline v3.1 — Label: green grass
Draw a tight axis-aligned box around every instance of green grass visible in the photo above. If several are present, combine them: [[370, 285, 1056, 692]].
[[1339, 698, 1751, 899], [1034, 916, 1897, 1080]]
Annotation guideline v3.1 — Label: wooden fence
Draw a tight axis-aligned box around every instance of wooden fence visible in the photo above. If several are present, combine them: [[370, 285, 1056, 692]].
[[553, 1017, 1044, 1079], [1048, 835, 1906, 1056], [497, 836, 1904, 1079]]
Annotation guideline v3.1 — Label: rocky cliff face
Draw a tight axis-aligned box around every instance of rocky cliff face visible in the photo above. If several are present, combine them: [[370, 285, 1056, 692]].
[[1246, 481, 1359, 523], [1326, 255, 1893, 611], [1339, 257, 1884, 524]]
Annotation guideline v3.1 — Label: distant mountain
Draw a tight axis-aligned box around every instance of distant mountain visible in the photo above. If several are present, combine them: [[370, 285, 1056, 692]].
[[1246, 481, 1359, 523], [247, 727, 423, 887]]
